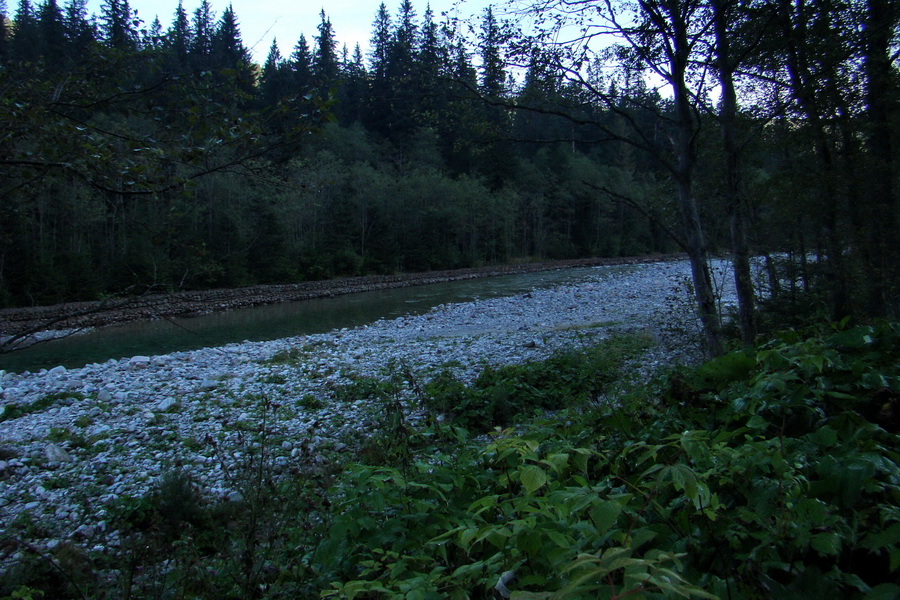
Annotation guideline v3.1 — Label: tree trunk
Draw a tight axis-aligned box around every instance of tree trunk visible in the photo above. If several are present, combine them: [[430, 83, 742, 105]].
[[712, 0, 756, 347], [779, 0, 850, 319], [664, 0, 723, 356], [863, 0, 899, 316]]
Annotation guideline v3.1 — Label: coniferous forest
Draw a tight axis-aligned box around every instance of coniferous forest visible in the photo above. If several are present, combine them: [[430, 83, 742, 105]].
[[1, 0, 898, 349], [2, 2, 900, 598]]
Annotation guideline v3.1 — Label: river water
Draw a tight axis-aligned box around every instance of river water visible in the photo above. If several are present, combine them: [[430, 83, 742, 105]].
[[0, 265, 636, 373]]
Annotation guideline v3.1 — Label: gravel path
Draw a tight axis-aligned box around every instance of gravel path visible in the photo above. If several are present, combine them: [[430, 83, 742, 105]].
[[0, 259, 735, 559]]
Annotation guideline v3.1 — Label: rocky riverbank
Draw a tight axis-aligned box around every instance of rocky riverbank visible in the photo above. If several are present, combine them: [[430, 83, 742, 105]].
[[0, 258, 734, 568], [0, 254, 685, 339]]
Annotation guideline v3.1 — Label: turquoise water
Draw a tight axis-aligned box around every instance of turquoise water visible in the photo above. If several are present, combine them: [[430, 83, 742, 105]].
[[0, 265, 633, 373]]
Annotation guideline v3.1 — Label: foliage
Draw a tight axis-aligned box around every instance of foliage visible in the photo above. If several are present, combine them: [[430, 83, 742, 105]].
[[2, 326, 899, 598], [0, 0, 673, 310], [423, 334, 653, 432], [313, 323, 900, 598], [0, 392, 85, 422]]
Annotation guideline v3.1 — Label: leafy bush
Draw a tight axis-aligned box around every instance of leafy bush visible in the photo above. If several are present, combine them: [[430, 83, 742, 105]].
[[422, 334, 653, 432], [313, 324, 900, 598], [6, 327, 899, 599]]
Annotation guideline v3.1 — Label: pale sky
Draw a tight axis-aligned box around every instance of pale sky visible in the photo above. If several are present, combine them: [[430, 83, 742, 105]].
[[86, 0, 494, 64]]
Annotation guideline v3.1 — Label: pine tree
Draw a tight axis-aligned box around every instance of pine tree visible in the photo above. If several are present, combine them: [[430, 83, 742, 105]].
[[291, 33, 313, 93], [99, 0, 137, 50], [368, 2, 391, 79], [37, 0, 65, 62], [190, 0, 214, 68], [479, 6, 505, 98], [312, 9, 339, 93], [63, 0, 94, 56], [11, 0, 39, 62], [166, 0, 190, 69], [0, 0, 8, 63], [260, 39, 287, 104], [337, 42, 367, 123], [212, 4, 250, 68]]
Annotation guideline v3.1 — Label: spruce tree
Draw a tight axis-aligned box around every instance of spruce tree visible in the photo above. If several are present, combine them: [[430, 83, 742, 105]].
[[37, 0, 66, 62], [166, 0, 190, 70], [337, 42, 367, 123], [312, 9, 339, 94], [419, 3, 443, 81], [212, 3, 250, 68], [190, 0, 214, 68], [369, 2, 391, 79], [416, 3, 445, 129], [386, 0, 418, 136], [479, 6, 505, 98], [291, 33, 313, 93], [11, 0, 39, 62], [63, 0, 94, 56], [260, 39, 287, 105], [0, 0, 8, 63], [366, 2, 393, 134], [99, 0, 137, 50], [145, 15, 163, 49]]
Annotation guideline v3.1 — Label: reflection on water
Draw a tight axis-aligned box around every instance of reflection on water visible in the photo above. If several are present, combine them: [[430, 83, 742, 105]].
[[0, 264, 637, 372]]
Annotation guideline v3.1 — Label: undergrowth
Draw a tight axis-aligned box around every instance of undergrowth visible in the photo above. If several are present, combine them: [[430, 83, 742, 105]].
[[2, 325, 899, 599]]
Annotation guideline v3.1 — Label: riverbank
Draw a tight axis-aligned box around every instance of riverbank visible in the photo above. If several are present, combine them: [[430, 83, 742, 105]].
[[0, 254, 685, 338], [0, 258, 734, 570]]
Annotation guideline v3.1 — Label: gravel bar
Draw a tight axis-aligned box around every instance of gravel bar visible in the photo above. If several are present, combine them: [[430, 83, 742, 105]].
[[0, 258, 735, 560]]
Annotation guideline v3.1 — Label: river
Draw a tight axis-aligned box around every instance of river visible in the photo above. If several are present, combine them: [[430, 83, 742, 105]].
[[0, 264, 638, 373]]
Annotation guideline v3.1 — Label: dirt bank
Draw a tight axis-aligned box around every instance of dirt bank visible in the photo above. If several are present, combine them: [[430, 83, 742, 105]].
[[0, 254, 686, 336]]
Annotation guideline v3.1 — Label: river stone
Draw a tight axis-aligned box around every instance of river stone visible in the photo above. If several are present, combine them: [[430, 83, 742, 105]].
[[199, 378, 217, 391], [156, 398, 178, 412], [97, 388, 113, 403], [44, 443, 73, 464], [129, 356, 151, 369], [88, 424, 112, 437], [0, 258, 729, 571], [48, 365, 67, 376]]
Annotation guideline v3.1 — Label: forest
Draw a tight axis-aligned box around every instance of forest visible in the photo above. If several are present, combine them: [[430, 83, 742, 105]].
[[0, 0, 673, 307], [1, 2, 900, 597], [0, 0, 898, 353]]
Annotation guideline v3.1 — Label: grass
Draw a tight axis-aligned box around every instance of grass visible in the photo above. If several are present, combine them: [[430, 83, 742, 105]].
[[0, 392, 86, 423]]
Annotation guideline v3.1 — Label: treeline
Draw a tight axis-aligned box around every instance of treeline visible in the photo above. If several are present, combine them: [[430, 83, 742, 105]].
[[0, 0, 671, 308], [1, 0, 898, 343]]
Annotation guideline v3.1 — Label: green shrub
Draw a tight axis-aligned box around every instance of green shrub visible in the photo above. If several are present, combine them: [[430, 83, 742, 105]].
[[422, 334, 652, 431], [311, 324, 900, 598]]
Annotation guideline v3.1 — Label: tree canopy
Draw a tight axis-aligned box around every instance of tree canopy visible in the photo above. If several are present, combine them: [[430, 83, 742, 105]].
[[0, 0, 896, 355]]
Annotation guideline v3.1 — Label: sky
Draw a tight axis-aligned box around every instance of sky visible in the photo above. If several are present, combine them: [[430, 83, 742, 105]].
[[86, 0, 494, 64]]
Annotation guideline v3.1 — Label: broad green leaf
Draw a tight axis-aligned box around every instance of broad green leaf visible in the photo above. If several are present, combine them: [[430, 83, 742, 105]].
[[541, 453, 570, 474], [590, 500, 622, 534], [865, 584, 900, 600], [571, 448, 591, 473], [810, 532, 842, 556], [547, 530, 573, 549], [861, 522, 900, 551], [747, 415, 768, 429], [521, 465, 548, 494]]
